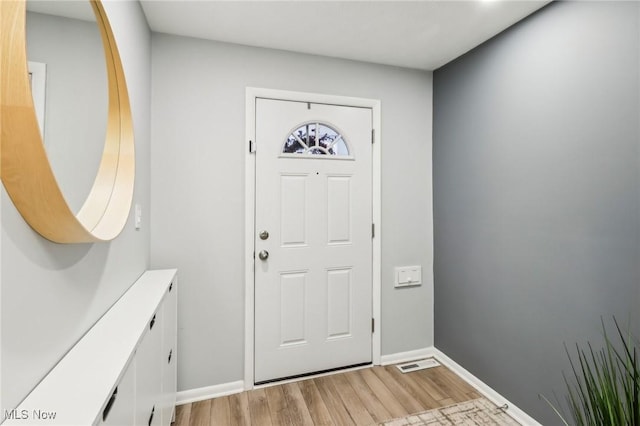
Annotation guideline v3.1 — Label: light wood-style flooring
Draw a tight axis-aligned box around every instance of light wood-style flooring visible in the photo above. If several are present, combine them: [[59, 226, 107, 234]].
[[173, 364, 482, 426]]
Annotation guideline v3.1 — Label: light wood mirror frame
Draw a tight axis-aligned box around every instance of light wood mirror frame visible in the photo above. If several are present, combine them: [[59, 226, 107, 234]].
[[0, 0, 134, 243]]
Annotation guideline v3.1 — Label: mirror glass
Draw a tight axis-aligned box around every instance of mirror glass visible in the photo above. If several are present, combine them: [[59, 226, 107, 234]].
[[25, 0, 108, 214]]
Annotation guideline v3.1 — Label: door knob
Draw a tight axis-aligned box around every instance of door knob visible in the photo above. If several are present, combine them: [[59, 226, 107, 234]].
[[259, 230, 269, 240], [258, 250, 269, 261]]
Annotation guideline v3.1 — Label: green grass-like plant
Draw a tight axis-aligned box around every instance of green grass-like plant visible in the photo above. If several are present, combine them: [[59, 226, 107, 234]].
[[541, 318, 639, 426]]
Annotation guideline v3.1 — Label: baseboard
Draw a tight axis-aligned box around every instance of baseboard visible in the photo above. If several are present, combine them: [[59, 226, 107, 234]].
[[380, 347, 437, 366], [176, 380, 245, 405], [430, 348, 542, 426]]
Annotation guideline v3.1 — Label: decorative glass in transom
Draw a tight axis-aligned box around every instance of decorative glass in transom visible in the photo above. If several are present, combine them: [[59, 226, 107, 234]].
[[283, 123, 350, 156]]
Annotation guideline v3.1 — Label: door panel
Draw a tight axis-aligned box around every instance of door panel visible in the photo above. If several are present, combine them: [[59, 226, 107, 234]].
[[327, 175, 352, 244], [327, 268, 352, 339], [254, 98, 372, 383], [279, 271, 308, 345], [280, 175, 308, 246]]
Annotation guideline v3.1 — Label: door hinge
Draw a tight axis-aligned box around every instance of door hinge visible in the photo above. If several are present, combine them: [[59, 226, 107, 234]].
[[371, 129, 375, 144], [371, 318, 375, 333], [249, 140, 256, 153], [372, 223, 375, 239]]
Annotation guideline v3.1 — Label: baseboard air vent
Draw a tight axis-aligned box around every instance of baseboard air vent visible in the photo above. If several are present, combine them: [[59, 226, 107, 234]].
[[396, 358, 441, 373]]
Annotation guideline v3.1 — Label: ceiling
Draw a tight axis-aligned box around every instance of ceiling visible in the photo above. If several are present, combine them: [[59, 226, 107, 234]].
[[140, 0, 551, 71]]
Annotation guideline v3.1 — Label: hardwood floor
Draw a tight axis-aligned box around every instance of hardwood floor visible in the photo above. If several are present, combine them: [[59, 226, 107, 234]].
[[173, 364, 482, 426]]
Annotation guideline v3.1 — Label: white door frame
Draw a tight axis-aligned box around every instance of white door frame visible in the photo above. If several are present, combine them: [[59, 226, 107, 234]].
[[244, 87, 381, 390]]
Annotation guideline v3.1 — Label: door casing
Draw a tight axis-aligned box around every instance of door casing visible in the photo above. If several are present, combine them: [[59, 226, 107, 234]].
[[244, 87, 381, 390]]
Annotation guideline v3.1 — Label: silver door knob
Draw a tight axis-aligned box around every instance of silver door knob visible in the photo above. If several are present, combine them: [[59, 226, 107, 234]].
[[258, 250, 269, 261], [259, 230, 269, 240]]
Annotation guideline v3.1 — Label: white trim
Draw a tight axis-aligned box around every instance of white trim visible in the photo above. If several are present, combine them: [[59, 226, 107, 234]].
[[176, 381, 245, 406], [431, 348, 543, 426], [244, 88, 257, 391], [244, 87, 382, 390], [279, 154, 355, 161], [371, 101, 382, 366], [380, 347, 436, 366]]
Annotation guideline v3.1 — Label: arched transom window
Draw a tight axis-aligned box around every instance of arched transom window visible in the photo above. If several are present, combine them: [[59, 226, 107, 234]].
[[282, 122, 351, 157]]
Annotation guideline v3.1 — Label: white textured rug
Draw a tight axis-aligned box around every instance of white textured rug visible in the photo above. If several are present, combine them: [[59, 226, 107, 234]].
[[380, 398, 521, 426]]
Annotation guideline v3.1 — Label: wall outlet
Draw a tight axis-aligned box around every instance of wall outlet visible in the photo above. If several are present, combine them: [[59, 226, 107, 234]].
[[395, 266, 422, 288]]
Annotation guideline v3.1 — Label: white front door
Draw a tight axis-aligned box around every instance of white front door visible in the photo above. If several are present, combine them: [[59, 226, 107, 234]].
[[254, 98, 373, 384]]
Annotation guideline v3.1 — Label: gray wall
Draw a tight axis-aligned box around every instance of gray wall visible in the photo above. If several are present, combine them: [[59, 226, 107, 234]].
[[1, 1, 151, 414], [150, 35, 434, 391], [433, 2, 639, 424], [26, 11, 107, 213]]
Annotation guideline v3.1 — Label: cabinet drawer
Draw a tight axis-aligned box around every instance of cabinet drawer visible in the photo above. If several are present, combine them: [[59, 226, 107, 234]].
[[100, 360, 135, 426], [135, 311, 163, 425], [161, 280, 178, 424]]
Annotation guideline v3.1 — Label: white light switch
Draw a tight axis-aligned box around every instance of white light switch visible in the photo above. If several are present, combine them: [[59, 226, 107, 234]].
[[395, 266, 422, 288], [134, 204, 142, 230]]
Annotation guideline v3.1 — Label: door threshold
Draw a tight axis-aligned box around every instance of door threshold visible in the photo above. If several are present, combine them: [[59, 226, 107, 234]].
[[254, 362, 372, 388]]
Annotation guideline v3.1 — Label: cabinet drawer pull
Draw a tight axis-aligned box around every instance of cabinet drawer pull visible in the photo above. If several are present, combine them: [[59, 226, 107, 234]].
[[150, 314, 156, 330], [168, 349, 173, 364], [148, 405, 155, 426], [169, 282, 173, 292], [102, 387, 118, 422]]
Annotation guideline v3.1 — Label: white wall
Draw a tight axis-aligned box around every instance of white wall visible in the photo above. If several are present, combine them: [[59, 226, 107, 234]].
[[150, 34, 434, 391], [1, 0, 151, 414]]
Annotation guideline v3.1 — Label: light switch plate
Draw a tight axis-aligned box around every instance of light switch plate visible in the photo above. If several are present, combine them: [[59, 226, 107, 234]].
[[134, 204, 142, 230], [395, 266, 422, 287]]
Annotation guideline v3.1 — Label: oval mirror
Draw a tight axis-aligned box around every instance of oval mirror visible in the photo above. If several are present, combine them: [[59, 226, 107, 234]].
[[0, 0, 135, 243]]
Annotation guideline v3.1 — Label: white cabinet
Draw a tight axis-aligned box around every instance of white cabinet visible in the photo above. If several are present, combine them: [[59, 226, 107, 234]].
[[134, 309, 163, 426], [6, 270, 178, 426], [100, 360, 135, 426], [160, 281, 178, 424]]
